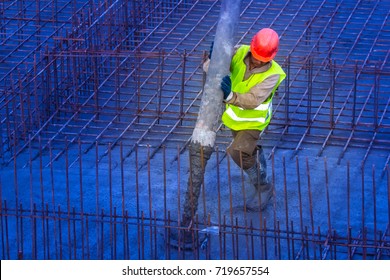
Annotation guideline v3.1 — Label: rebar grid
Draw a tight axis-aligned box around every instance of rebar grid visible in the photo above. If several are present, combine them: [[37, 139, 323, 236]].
[[1, 0, 390, 260], [1, 142, 389, 260], [1, 50, 389, 169], [1, 0, 389, 166]]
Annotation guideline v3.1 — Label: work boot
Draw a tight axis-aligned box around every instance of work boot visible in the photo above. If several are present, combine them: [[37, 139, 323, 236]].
[[244, 149, 273, 211], [245, 180, 273, 212]]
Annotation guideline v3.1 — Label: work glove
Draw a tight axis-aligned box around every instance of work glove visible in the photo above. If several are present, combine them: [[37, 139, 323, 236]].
[[220, 75, 233, 101], [208, 41, 214, 59]]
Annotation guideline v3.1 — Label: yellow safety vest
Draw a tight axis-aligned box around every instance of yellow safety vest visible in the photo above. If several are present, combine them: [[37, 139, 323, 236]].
[[222, 45, 286, 131]]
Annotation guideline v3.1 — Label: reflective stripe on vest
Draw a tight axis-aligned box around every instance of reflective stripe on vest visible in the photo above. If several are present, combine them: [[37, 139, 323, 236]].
[[225, 102, 272, 123]]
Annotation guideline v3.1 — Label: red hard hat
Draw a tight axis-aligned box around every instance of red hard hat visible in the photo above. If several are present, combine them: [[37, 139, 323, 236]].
[[250, 28, 279, 62]]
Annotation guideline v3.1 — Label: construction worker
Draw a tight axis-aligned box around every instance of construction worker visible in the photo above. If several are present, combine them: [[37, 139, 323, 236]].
[[206, 28, 286, 211], [170, 28, 285, 249]]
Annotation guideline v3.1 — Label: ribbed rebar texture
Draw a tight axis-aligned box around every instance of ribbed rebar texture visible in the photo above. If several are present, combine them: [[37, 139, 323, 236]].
[[0, 0, 389, 260]]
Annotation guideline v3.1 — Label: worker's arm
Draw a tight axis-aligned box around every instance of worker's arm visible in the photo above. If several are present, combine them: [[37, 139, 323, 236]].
[[225, 74, 280, 109], [204, 44, 279, 109]]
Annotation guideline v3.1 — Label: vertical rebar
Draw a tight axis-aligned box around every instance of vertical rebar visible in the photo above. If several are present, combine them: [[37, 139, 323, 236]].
[[25, 73, 32, 132], [270, 151, 278, 257], [93, 54, 100, 113], [86, 215, 90, 260], [0, 173, 4, 258], [19, 204, 24, 260], [307, 57, 313, 132], [136, 49, 141, 119], [95, 142, 101, 259], [347, 226, 352, 260], [100, 208, 104, 260], [5, 91, 11, 156], [374, 64, 379, 129], [167, 211, 171, 260], [157, 49, 165, 122], [48, 139, 59, 260], [141, 211, 145, 260], [329, 60, 335, 128], [291, 220, 295, 258], [108, 142, 113, 259], [296, 156, 305, 259], [346, 160, 350, 226], [180, 50, 186, 119], [147, 145, 153, 258], [324, 157, 331, 234], [135, 145, 141, 259], [263, 219, 268, 260], [175, 145, 183, 259], [115, 54, 121, 120], [352, 62, 358, 127], [72, 207, 76, 259], [0, 114, 3, 163], [235, 218, 239, 259], [125, 210, 130, 259], [282, 156, 291, 259], [28, 136, 34, 259], [44, 204, 49, 259], [226, 154, 236, 259], [113, 207, 117, 259], [306, 157, 316, 259], [347, 161, 352, 256], [215, 147, 223, 260], [2, 200, 9, 259], [78, 138, 85, 259], [10, 74, 18, 150], [163, 146, 167, 243], [39, 136, 47, 259], [58, 205, 63, 260], [32, 203, 37, 259], [285, 56, 290, 130], [65, 137, 71, 259], [39, 51, 47, 121], [276, 221, 281, 259], [387, 166, 390, 238], [361, 164, 365, 232], [372, 165, 377, 246], [17, 72, 27, 140], [13, 125, 20, 257], [363, 227, 367, 259], [120, 142, 126, 259], [153, 210, 157, 260]]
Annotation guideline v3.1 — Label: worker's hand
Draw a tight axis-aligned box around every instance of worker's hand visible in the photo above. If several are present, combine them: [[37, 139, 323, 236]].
[[208, 41, 214, 59], [221, 75, 233, 101]]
